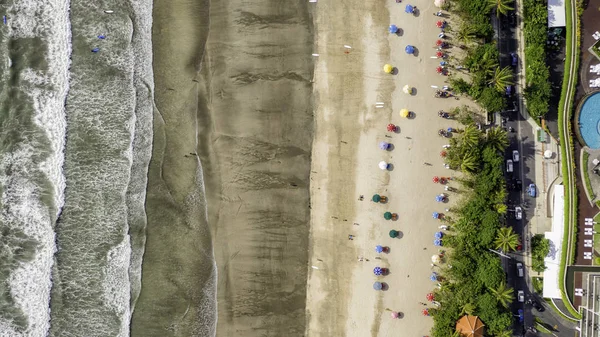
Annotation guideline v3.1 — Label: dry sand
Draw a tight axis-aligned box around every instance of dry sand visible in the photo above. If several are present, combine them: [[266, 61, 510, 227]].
[[306, 0, 477, 335]]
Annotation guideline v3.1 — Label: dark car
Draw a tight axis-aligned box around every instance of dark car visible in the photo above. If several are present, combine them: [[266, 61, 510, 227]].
[[517, 309, 524, 322], [505, 85, 512, 97], [510, 53, 518, 66], [532, 301, 545, 312]]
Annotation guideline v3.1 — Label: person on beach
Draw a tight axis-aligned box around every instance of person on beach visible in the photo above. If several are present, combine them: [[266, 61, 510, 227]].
[[348, 235, 354, 240]]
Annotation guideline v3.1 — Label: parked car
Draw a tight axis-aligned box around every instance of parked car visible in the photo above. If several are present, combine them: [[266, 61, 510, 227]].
[[516, 179, 522, 191], [516, 262, 524, 277], [515, 206, 523, 220], [510, 52, 518, 66], [512, 150, 519, 162], [532, 300, 545, 312], [517, 309, 524, 323], [505, 85, 512, 97], [506, 159, 514, 173], [527, 183, 536, 197], [517, 290, 525, 302]]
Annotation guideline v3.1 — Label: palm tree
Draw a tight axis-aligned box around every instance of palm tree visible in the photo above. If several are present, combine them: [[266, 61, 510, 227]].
[[496, 330, 513, 337], [459, 125, 481, 149], [456, 24, 477, 44], [495, 203, 508, 214], [488, 66, 514, 92], [460, 302, 476, 316], [486, 127, 509, 152], [489, 282, 514, 308], [460, 152, 479, 173], [487, 0, 515, 17], [470, 51, 498, 75], [494, 227, 520, 252]]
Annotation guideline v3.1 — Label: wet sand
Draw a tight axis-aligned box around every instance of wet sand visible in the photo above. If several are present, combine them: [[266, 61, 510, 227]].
[[134, 0, 314, 336], [197, 1, 314, 336]]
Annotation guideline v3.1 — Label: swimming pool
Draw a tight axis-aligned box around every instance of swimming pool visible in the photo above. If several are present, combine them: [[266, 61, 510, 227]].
[[579, 93, 600, 149]]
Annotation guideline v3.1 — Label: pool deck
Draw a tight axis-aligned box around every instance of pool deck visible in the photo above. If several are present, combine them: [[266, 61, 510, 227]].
[[577, 0, 600, 100]]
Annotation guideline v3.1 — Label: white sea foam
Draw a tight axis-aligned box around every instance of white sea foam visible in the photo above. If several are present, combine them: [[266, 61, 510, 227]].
[[103, 238, 131, 337], [0, 0, 71, 334]]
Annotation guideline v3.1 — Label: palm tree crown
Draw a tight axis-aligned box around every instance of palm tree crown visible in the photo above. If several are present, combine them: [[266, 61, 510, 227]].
[[494, 227, 520, 252], [486, 127, 509, 152], [487, 0, 514, 17], [489, 281, 514, 308], [488, 66, 514, 92]]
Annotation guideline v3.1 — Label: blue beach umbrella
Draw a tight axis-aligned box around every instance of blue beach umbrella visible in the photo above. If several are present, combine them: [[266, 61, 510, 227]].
[[98, 35, 106, 39], [436, 195, 444, 202], [375, 245, 384, 253], [389, 24, 399, 34], [447, 127, 453, 132], [374, 267, 383, 276], [379, 142, 390, 150], [373, 282, 383, 290], [433, 212, 439, 219], [405, 45, 415, 54], [405, 4, 414, 13], [430, 272, 438, 281], [434, 231, 443, 239], [91, 48, 100, 53], [434, 239, 443, 246]]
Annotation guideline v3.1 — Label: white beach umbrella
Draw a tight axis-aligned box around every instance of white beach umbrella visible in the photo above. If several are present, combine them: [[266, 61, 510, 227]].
[[544, 150, 553, 159], [434, 0, 445, 7], [379, 161, 389, 170], [403, 85, 413, 94], [431, 255, 441, 264]]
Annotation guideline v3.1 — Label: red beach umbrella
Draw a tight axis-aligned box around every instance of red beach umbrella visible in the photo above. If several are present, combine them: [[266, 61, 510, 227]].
[[387, 123, 396, 132], [433, 176, 440, 183], [436, 51, 444, 58], [422, 308, 429, 316], [436, 66, 443, 73], [435, 39, 443, 46], [440, 151, 447, 157], [436, 21, 443, 28], [426, 293, 435, 301], [391, 311, 399, 319]]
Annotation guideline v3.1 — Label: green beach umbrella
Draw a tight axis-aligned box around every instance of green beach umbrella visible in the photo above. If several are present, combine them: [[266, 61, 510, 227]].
[[384, 212, 393, 220], [389, 230, 399, 238], [372, 194, 381, 203]]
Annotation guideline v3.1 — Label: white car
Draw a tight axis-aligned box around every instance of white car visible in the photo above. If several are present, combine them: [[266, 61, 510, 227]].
[[506, 159, 513, 173], [516, 263, 524, 277], [512, 150, 519, 162], [515, 206, 522, 220], [517, 290, 525, 302]]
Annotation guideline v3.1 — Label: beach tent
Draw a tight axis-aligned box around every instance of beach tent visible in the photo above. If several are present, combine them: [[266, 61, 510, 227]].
[[384, 64, 393, 73], [399, 109, 410, 118], [456, 315, 485, 337], [389, 24, 399, 34], [405, 45, 415, 54]]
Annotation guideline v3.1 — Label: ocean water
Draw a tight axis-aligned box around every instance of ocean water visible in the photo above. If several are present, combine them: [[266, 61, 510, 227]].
[[0, 0, 156, 336]]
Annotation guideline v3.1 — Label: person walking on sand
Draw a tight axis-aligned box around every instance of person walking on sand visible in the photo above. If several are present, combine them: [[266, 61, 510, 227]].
[[348, 235, 354, 240]]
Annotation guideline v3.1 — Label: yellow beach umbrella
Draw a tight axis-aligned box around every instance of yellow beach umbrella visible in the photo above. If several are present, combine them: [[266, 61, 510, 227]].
[[400, 109, 410, 118], [403, 85, 413, 94], [383, 64, 393, 74]]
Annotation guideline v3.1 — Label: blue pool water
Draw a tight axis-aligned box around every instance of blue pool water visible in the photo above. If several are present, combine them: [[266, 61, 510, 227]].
[[579, 93, 600, 149]]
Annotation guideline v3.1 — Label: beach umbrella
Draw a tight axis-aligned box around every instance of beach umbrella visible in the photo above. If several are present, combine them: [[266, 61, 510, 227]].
[[422, 308, 430, 316], [384, 212, 393, 220], [440, 151, 447, 157], [379, 161, 389, 170], [430, 272, 438, 281], [405, 45, 414, 54], [403, 85, 412, 94], [434, 0, 446, 7], [391, 311, 399, 319], [384, 64, 393, 74], [426, 293, 435, 301], [399, 109, 410, 118], [434, 231, 443, 239], [373, 282, 383, 290], [447, 127, 453, 132], [379, 142, 390, 150], [436, 66, 443, 73], [435, 39, 443, 46], [387, 123, 396, 132], [433, 212, 439, 219], [374, 267, 383, 276], [389, 230, 399, 238], [435, 195, 444, 202], [389, 24, 399, 34], [434, 239, 442, 246], [436, 51, 444, 58], [372, 194, 382, 203], [375, 245, 384, 253], [431, 254, 441, 264], [544, 150, 553, 158], [405, 4, 414, 13], [433, 176, 440, 183], [436, 21, 444, 28]]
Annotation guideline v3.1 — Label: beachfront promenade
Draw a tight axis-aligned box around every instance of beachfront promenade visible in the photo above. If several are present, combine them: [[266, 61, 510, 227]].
[[306, 0, 478, 335]]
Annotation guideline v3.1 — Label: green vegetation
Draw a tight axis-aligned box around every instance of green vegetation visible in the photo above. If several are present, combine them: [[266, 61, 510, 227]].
[[532, 277, 543, 294], [583, 151, 595, 200], [431, 118, 512, 336], [522, 0, 551, 118], [487, 0, 514, 16], [531, 234, 550, 272]]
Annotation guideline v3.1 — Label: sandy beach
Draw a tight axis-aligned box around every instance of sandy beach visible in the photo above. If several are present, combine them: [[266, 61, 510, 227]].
[[306, 0, 477, 335]]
